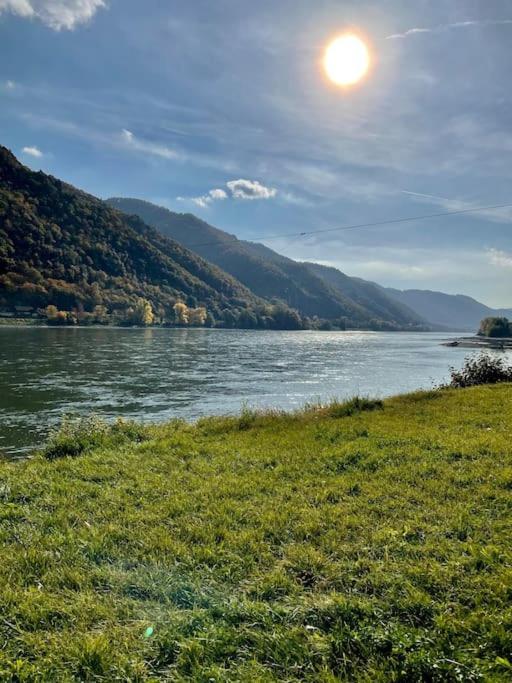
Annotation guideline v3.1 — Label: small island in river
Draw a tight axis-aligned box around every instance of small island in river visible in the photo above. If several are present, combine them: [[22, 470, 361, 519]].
[[443, 316, 512, 349]]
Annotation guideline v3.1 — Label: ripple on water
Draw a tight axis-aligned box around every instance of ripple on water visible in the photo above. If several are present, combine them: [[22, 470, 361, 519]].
[[0, 328, 505, 456]]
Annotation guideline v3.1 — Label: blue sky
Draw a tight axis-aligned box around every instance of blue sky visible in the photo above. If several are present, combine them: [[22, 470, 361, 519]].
[[1, 0, 511, 306]]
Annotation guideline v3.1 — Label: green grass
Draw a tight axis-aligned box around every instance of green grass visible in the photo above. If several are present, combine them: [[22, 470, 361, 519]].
[[1, 386, 512, 681]]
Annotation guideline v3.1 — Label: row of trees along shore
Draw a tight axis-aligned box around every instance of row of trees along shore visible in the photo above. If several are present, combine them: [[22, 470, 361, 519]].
[[478, 317, 512, 338], [36, 299, 343, 329], [43, 300, 211, 327]]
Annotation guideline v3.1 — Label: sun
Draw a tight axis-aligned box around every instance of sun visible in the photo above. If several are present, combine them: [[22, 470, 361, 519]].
[[324, 34, 370, 87]]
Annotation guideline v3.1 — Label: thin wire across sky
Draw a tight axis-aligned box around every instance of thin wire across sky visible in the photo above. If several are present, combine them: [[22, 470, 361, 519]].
[[185, 201, 512, 249]]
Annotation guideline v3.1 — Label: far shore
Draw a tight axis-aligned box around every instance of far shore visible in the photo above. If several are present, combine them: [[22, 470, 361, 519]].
[[443, 335, 512, 349]]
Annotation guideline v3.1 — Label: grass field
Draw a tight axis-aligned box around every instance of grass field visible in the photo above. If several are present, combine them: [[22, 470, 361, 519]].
[[0, 386, 511, 681]]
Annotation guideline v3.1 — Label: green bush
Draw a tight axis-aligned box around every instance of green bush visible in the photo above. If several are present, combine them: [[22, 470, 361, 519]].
[[449, 354, 512, 388], [478, 317, 511, 338]]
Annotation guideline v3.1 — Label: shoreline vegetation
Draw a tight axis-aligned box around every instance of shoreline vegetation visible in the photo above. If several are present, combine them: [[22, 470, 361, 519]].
[[1, 374, 512, 679], [443, 336, 512, 349], [444, 316, 512, 349]]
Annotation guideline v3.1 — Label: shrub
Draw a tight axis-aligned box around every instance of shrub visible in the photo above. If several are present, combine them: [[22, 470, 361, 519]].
[[42, 415, 149, 460], [325, 397, 383, 418], [449, 354, 512, 388]]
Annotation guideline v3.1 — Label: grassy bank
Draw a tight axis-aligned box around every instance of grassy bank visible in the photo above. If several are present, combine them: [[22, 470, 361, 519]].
[[1, 387, 511, 681], [0, 318, 41, 326]]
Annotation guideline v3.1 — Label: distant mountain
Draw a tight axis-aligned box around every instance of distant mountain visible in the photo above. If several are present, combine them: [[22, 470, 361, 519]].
[[304, 263, 427, 329], [383, 288, 512, 332], [0, 147, 305, 329], [107, 197, 428, 330]]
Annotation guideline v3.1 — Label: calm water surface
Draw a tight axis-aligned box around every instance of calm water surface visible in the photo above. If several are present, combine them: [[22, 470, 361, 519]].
[[1, 327, 507, 457]]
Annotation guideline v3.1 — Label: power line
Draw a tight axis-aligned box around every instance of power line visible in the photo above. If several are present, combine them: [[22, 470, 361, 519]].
[[185, 201, 512, 249]]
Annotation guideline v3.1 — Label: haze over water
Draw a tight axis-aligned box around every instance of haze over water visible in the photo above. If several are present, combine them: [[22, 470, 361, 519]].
[[3, 327, 508, 457]]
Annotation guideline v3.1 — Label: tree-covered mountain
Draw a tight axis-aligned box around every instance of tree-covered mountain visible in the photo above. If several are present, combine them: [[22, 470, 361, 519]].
[[304, 263, 426, 329], [0, 147, 304, 329], [107, 197, 428, 330], [383, 288, 512, 332]]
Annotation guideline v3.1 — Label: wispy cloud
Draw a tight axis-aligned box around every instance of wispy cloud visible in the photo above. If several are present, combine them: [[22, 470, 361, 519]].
[[4, 79, 16, 89], [22, 145, 43, 157], [120, 129, 180, 161], [227, 178, 277, 200], [488, 248, 512, 269], [0, 0, 106, 31], [402, 190, 512, 224], [387, 19, 512, 40]]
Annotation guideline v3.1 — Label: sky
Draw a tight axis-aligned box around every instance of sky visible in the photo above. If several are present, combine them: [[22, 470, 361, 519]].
[[1, 0, 511, 307]]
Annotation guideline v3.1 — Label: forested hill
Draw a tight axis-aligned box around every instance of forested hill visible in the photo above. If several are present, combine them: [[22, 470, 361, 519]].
[[107, 197, 428, 330], [304, 263, 426, 329], [0, 146, 304, 329], [383, 288, 512, 332]]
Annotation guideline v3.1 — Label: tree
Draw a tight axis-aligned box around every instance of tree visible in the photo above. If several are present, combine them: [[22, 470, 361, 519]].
[[173, 302, 189, 325], [478, 317, 511, 338], [205, 311, 216, 328], [188, 307, 207, 326], [132, 298, 154, 326], [45, 305, 58, 320], [238, 309, 258, 329], [93, 305, 108, 324]]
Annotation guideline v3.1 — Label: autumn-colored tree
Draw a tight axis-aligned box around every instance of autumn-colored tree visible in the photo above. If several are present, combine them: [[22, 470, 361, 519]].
[[45, 305, 58, 320], [132, 298, 154, 326], [188, 307, 207, 326], [173, 302, 189, 325]]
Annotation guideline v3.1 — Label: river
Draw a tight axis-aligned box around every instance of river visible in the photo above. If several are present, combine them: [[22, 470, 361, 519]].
[[1, 327, 506, 457]]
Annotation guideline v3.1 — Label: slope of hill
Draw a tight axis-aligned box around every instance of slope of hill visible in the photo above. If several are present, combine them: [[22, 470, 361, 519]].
[[384, 287, 512, 332], [0, 147, 305, 329], [304, 263, 427, 329], [107, 197, 428, 330]]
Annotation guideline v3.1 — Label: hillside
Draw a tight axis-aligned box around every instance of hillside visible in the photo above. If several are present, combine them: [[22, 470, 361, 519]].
[[304, 262, 427, 329], [384, 287, 512, 332], [0, 147, 304, 329], [107, 198, 428, 330], [1, 385, 511, 680]]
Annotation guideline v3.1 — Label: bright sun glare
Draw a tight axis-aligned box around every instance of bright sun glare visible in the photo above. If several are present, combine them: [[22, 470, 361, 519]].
[[324, 34, 370, 87]]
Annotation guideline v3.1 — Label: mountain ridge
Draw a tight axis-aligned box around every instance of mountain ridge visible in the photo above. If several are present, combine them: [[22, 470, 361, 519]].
[[382, 287, 512, 332], [0, 146, 304, 329], [107, 197, 429, 330]]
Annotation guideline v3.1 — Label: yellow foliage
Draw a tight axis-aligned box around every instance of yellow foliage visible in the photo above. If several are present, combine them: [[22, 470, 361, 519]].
[[189, 307, 207, 326], [173, 302, 189, 325]]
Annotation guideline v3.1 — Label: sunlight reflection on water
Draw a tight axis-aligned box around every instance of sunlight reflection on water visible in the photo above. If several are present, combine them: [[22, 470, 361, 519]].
[[1, 328, 508, 457]]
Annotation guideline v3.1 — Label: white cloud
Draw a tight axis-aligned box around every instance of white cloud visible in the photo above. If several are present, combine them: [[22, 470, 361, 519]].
[[387, 19, 512, 40], [120, 128, 179, 161], [0, 0, 105, 30], [488, 248, 512, 269], [178, 179, 277, 208], [0, 0, 34, 19], [209, 188, 228, 200], [22, 145, 43, 157], [5, 79, 16, 89], [177, 188, 228, 209], [227, 178, 277, 200]]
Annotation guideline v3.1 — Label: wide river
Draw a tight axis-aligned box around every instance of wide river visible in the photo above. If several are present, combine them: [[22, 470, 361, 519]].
[[0, 327, 506, 458]]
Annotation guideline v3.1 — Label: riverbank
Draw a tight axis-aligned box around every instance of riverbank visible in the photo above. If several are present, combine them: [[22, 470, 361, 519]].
[[1, 385, 511, 680], [442, 335, 512, 349]]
